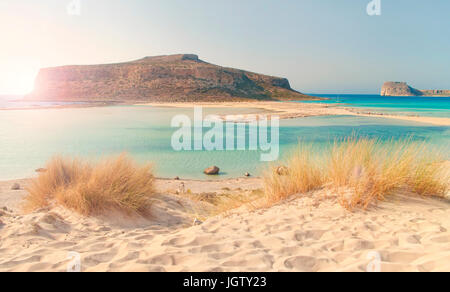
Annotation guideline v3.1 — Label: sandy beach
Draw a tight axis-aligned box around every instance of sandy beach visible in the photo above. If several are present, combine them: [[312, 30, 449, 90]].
[[1, 100, 449, 126], [354, 112, 450, 126], [2, 0, 449, 278], [1, 177, 449, 272], [0, 100, 448, 273], [140, 101, 450, 126]]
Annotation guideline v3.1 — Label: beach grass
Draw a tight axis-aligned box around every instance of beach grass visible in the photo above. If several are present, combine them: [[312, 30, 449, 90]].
[[209, 189, 265, 216], [181, 189, 265, 218], [263, 144, 324, 206], [264, 137, 449, 210], [24, 154, 156, 216]]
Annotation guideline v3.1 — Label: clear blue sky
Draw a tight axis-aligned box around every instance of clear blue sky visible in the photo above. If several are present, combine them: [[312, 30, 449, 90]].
[[0, 0, 449, 94]]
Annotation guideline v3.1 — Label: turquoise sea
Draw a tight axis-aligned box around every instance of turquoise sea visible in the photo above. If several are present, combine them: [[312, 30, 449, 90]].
[[0, 100, 449, 181], [305, 94, 450, 117]]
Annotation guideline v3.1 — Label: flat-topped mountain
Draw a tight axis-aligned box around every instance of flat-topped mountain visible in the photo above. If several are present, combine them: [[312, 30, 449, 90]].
[[27, 54, 316, 102], [381, 82, 450, 97]]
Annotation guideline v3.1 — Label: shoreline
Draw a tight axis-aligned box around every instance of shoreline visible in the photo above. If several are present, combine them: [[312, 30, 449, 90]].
[[139, 101, 450, 126], [0, 101, 116, 111], [352, 112, 450, 126], [1, 100, 448, 126]]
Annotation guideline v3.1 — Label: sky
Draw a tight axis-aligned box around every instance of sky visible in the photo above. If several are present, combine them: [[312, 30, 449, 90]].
[[0, 0, 449, 95]]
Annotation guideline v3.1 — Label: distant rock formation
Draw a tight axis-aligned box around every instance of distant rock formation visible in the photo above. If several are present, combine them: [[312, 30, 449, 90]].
[[381, 82, 422, 96], [27, 54, 317, 102], [420, 89, 450, 97], [381, 82, 450, 97]]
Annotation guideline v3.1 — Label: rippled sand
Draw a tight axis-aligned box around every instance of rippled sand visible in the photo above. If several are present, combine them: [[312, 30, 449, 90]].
[[0, 178, 449, 272]]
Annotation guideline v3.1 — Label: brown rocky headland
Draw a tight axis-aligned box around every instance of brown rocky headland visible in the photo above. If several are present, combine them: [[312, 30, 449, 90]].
[[27, 54, 318, 102]]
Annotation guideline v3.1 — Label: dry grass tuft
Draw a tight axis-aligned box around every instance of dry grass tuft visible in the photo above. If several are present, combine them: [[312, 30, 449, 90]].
[[264, 138, 449, 210], [409, 157, 449, 197], [263, 144, 324, 206], [209, 189, 265, 216], [24, 154, 156, 216], [181, 189, 265, 217]]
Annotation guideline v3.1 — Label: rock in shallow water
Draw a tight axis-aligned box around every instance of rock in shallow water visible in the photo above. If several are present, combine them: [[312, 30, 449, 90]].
[[204, 166, 220, 175]]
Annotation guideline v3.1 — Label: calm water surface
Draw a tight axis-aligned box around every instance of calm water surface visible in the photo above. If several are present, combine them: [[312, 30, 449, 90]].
[[0, 105, 448, 180]]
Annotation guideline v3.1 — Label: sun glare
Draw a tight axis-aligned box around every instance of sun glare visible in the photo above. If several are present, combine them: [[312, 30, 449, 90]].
[[0, 64, 39, 95]]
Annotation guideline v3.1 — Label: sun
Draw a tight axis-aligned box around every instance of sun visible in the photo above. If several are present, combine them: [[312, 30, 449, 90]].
[[0, 64, 39, 95]]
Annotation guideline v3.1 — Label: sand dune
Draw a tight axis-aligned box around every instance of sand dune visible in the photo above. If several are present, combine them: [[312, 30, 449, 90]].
[[0, 178, 449, 272]]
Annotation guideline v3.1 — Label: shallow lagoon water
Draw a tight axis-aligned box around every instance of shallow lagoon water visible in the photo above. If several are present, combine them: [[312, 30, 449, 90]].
[[0, 105, 448, 180], [304, 94, 450, 118]]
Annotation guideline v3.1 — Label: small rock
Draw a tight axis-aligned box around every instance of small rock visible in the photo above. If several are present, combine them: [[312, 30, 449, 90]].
[[193, 218, 203, 226], [276, 166, 289, 176], [35, 168, 47, 173], [11, 183, 21, 190], [204, 166, 220, 175], [174, 176, 180, 180], [244, 172, 251, 177]]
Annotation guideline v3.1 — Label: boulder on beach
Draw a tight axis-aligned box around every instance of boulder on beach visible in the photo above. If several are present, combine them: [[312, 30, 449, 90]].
[[204, 166, 220, 175]]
